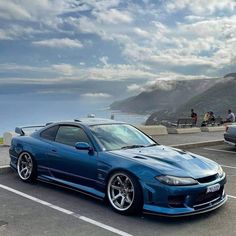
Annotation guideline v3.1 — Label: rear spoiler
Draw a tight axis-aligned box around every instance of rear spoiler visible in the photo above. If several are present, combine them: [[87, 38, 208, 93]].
[[15, 123, 52, 136]]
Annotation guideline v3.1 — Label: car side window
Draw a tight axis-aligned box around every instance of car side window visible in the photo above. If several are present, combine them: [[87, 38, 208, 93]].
[[40, 125, 59, 141], [55, 125, 91, 147]]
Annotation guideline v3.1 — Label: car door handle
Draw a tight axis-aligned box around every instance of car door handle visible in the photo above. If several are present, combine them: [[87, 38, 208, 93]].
[[51, 149, 57, 153]]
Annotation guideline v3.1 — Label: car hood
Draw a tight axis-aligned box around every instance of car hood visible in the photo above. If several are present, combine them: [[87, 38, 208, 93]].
[[110, 145, 219, 179]]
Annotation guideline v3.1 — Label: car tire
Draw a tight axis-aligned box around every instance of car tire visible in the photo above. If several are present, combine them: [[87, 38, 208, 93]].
[[107, 171, 143, 215], [17, 152, 37, 183]]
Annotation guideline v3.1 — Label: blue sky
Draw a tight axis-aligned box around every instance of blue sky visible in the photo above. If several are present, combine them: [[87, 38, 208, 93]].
[[0, 0, 236, 99]]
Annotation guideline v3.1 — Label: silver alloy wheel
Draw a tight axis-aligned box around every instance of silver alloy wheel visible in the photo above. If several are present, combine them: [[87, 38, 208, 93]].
[[17, 152, 33, 180], [107, 173, 135, 211]]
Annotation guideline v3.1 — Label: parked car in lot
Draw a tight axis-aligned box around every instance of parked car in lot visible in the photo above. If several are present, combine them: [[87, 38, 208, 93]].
[[9, 118, 227, 216], [224, 124, 236, 147]]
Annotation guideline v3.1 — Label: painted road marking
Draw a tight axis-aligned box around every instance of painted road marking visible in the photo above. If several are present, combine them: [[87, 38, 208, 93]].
[[0, 184, 132, 236], [228, 195, 236, 199], [0, 165, 10, 169], [204, 148, 236, 155], [221, 165, 236, 170], [0, 183, 236, 235]]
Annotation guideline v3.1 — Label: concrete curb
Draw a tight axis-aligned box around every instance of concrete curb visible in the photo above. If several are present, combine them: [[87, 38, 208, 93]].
[[171, 139, 224, 149], [0, 165, 12, 174], [137, 125, 168, 135], [167, 127, 201, 134], [200, 126, 226, 132]]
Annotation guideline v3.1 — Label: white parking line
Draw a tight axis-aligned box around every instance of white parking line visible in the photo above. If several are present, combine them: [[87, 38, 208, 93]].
[[228, 195, 236, 199], [221, 165, 236, 169], [0, 165, 10, 169], [204, 148, 236, 154], [0, 184, 132, 236]]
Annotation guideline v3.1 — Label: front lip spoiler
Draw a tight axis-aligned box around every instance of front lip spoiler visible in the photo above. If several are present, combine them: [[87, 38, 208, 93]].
[[143, 194, 227, 218]]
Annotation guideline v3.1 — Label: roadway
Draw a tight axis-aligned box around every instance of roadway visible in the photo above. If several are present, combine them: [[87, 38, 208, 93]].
[[0, 144, 235, 236]]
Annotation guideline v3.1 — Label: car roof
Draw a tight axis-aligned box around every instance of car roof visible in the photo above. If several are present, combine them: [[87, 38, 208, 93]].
[[74, 118, 125, 126], [50, 118, 126, 127]]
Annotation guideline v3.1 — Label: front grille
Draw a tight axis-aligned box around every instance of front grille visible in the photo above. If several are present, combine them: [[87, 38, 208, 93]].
[[168, 195, 186, 208], [197, 174, 218, 183], [193, 186, 224, 209]]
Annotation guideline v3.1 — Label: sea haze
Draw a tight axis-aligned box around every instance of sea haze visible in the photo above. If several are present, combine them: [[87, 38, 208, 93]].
[[0, 94, 147, 136]]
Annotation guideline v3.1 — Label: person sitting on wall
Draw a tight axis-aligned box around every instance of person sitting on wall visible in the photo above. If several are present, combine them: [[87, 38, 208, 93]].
[[201, 111, 210, 127], [225, 109, 235, 123], [209, 111, 216, 125]]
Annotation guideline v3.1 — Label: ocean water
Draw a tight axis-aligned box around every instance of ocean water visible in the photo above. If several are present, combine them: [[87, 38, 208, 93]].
[[0, 94, 148, 136]]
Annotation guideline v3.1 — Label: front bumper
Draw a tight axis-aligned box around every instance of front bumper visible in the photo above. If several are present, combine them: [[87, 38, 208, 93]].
[[224, 134, 236, 146], [141, 174, 227, 217]]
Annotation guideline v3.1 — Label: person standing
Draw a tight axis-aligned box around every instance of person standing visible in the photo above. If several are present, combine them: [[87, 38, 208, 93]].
[[110, 113, 115, 120], [191, 109, 198, 126]]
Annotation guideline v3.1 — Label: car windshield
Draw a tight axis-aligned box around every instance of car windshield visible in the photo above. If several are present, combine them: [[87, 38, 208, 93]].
[[90, 124, 157, 151]]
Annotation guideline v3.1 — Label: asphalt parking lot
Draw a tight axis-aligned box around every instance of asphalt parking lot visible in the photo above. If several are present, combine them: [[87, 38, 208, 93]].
[[0, 144, 236, 236]]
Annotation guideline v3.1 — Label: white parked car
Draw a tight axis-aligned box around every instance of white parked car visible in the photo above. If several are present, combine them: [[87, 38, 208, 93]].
[[224, 124, 236, 146]]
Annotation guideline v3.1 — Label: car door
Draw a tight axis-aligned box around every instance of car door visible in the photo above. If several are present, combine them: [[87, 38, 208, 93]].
[[37, 125, 60, 177], [47, 125, 98, 188]]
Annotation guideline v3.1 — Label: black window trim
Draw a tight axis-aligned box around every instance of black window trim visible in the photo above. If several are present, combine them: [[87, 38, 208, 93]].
[[40, 123, 97, 151], [55, 124, 94, 149], [40, 124, 59, 142]]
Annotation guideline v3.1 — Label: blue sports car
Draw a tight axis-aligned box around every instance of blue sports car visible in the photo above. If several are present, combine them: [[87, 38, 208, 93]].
[[9, 118, 227, 216]]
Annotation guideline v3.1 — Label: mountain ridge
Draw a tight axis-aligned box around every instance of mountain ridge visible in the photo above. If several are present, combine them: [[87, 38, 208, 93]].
[[110, 73, 236, 124], [110, 79, 217, 114], [146, 76, 236, 124]]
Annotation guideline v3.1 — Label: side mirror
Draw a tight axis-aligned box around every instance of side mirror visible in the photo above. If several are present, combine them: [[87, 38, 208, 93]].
[[75, 142, 94, 154]]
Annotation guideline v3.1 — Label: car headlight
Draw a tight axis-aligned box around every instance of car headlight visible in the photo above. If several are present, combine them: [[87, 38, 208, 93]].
[[156, 175, 198, 186], [218, 165, 224, 177]]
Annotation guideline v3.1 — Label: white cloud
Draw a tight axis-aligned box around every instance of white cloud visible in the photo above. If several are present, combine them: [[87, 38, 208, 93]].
[[0, 62, 157, 83], [184, 15, 206, 22], [0, 0, 91, 34], [127, 72, 212, 93], [179, 16, 236, 37], [127, 81, 176, 93], [147, 54, 216, 67], [0, 30, 12, 40], [33, 38, 83, 48], [51, 64, 75, 76], [0, 63, 51, 72], [93, 8, 133, 24], [86, 0, 121, 11], [0, 0, 31, 20], [81, 93, 112, 98], [113, 14, 236, 71], [99, 56, 109, 66], [165, 0, 236, 15], [133, 27, 149, 37], [69, 16, 101, 34], [0, 63, 77, 78], [87, 64, 156, 80], [0, 25, 46, 41], [0, 0, 236, 83]]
